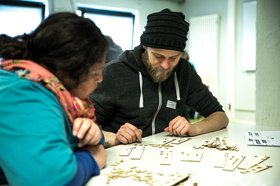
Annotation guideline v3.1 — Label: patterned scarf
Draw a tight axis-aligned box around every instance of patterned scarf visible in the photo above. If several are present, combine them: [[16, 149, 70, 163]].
[[0, 59, 95, 126]]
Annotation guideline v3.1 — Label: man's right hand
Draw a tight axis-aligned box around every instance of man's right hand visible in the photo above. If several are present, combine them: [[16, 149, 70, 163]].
[[116, 123, 143, 144]]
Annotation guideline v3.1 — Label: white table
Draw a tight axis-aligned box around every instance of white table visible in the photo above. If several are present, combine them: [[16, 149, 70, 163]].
[[86, 124, 280, 186]]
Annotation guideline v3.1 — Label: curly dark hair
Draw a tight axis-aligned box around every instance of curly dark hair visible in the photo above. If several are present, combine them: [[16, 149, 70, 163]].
[[0, 12, 108, 90]]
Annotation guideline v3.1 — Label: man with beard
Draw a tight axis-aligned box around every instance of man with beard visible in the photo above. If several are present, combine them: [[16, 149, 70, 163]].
[[90, 9, 229, 147]]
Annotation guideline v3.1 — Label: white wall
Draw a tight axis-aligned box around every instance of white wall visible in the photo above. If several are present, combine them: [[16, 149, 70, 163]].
[[48, 0, 181, 47], [182, 0, 258, 125], [234, 0, 256, 124], [181, 0, 232, 120], [256, 0, 280, 127], [49, 0, 275, 126]]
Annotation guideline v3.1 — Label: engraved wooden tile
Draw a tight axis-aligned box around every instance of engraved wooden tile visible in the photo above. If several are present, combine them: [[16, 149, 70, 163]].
[[130, 145, 145, 160], [170, 137, 191, 145], [223, 155, 245, 171], [240, 164, 272, 174], [238, 155, 270, 170], [180, 151, 203, 162], [119, 146, 134, 157], [159, 149, 173, 165], [213, 152, 228, 168]]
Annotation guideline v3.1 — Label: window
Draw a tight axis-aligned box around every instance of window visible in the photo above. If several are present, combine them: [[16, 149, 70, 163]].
[[78, 6, 135, 50], [0, 0, 46, 37]]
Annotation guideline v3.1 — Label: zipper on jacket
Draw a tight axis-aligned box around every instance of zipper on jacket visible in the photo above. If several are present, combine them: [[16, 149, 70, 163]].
[[151, 83, 162, 135]]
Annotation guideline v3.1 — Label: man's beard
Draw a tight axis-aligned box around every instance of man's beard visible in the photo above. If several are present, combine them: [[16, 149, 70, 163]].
[[142, 52, 172, 83]]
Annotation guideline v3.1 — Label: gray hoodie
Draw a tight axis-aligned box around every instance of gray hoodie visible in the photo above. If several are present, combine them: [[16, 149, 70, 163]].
[[90, 45, 224, 137]]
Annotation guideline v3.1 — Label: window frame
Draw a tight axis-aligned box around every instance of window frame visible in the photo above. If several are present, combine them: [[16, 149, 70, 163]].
[[77, 6, 135, 49], [0, 0, 45, 21]]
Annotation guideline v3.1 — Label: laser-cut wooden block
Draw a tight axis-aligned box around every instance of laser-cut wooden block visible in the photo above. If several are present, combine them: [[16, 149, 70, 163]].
[[119, 146, 134, 157], [130, 146, 145, 160], [180, 151, 203, 162], [213, 153, 228, 168], [159, 149, 173, 165], [238, 155, 269, 170], [223, 155, 245, 171]]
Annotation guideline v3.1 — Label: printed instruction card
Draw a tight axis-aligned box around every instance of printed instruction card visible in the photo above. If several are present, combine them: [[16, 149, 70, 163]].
[[245, 131, 280, 146]]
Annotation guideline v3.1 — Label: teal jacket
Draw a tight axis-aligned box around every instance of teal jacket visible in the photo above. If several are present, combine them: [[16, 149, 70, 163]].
[[0, 69, 81, 185]]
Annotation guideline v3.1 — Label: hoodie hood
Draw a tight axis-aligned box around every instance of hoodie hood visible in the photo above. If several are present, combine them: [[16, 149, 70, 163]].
[[119, 45, 150, 77]]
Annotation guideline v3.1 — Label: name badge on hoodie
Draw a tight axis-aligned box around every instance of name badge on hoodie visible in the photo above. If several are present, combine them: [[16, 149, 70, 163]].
[[166, 100, 177, 109]]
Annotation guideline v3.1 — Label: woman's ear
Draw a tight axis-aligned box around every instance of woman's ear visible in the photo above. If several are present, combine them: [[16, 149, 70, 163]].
[[56, 70, 76, 90]]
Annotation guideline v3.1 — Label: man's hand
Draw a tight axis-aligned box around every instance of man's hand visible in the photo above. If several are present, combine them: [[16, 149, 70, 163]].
[[72, 118, 102, 147], [164, 115, 190, 136], [116, 123, 143, 144]]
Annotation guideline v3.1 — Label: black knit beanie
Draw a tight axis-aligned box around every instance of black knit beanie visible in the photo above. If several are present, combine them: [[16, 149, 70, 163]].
[[140, 8, 189, 52]]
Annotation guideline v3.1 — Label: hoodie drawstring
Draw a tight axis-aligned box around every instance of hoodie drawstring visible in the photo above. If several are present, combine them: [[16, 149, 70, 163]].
[[174, 72, 181, 101], [138, 72, 180, 108], [139, 72, 144, 108]]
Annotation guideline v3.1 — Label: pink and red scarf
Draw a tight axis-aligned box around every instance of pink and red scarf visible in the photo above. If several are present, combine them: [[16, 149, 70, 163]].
[[0, 59, 95, 126]]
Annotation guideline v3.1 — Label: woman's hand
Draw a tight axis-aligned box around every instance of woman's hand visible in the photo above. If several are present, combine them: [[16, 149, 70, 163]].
[[72, 118, 102, 147]]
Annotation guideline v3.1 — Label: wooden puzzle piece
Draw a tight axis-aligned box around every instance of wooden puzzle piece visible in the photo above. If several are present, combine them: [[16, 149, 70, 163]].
[[137, 137, 191, 148], [159, 149, 173, 165], [238, 155, 270, 170], [166, 174, 190, 186], [130, 146, 145, 160], [106, 162, 192, 186], [119, 146, 134, 157], [240, 164, 272, 174], [219, 137, 231, 150], [223, 155, 245, 171], [180, 151, 203, 162], [193, 144, 204, 149], [171, 137, 191, 145], [200, 137, 238, 151], [213, 152, 228, 168], [161, 138, 176, 147]]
